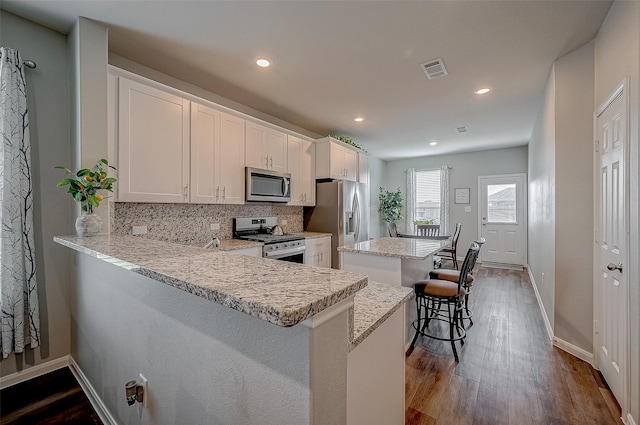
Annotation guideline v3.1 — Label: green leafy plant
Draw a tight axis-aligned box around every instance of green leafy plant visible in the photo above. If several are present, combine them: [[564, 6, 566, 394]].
[[332, 135, 367, 153], [379, 187, 403, 223], [413, 219, 434, 225], [55, 159, 117, 213]]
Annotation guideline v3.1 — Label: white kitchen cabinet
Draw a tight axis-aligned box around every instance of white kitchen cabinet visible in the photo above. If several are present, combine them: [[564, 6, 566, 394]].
[[304, 236, 331, 268], [287, 135, 315, 206], [315, 137, 359, 181], [245, 121, 287, 172], [190, 103, 245, 204], [118, 77, 190, 202], [358, 153, 369, 186]]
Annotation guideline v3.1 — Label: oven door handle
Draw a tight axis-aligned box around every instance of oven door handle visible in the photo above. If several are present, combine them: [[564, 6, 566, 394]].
[[263, 245, 305, 259]]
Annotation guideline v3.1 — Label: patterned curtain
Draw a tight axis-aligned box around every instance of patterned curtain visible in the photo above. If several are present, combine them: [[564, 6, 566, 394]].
[[0, 47, 40, 358], [406, 168, 416, 234], [440, 165, 450, 235]]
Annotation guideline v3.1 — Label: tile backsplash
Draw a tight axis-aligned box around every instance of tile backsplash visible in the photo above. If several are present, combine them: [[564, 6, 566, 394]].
[[112, 203, 303, 245]]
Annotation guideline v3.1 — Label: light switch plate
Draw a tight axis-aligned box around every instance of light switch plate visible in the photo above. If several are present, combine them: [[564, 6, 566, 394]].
[[210, 223, 220, 231], [281, 219, 288, 225], [132, 225, 147, 235], [464, 206, 472, 213]]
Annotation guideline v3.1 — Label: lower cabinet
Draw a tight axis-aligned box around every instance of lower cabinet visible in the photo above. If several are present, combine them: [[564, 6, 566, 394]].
[[304, 237, 331, 268]]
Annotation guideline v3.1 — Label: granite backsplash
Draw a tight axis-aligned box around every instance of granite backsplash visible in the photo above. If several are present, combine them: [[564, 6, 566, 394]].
[[112, 203, 303, 245]]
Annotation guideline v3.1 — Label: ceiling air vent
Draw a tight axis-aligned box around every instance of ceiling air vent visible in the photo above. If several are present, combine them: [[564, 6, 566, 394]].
[[456, 126, 469, 133], [420, 58, 448, 80]]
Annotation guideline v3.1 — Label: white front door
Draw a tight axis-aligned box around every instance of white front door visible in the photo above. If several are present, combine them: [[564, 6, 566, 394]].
[[595, 79, 628, 407], [478, 173, 527, 266]]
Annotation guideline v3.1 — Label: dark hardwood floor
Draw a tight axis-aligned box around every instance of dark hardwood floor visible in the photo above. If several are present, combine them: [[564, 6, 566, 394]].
[[405, 266, 623, 425], [0, 367, 102, 425]]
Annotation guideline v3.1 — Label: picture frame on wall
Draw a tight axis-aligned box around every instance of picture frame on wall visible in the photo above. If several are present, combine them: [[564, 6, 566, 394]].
[[455, 187, 470, 204]]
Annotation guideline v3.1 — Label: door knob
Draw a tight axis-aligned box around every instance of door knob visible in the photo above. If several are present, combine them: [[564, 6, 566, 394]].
[[606, 262, 623, 272]]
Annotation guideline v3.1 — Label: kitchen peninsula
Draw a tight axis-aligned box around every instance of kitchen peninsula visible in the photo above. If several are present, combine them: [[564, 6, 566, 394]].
[[339, 237, 450, 347], [55, 235, 410, 425]]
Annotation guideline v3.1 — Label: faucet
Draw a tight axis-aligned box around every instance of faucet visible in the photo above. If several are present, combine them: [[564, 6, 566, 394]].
[[203, 236, 220, 249]]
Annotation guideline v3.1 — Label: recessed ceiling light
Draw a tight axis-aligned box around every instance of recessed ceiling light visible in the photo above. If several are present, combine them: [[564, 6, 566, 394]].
[[429, 140, 438, 146], [474, 87, 491, 95], [354, 117, 364, 122], [256, 58, 271, 68]]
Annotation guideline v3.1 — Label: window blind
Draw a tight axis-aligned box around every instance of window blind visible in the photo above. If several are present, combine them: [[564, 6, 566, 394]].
[[415, 169, 442, 223]]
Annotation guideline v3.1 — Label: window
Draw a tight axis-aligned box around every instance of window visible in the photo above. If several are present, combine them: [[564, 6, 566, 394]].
[[407, 166, 449, 235], [415, 169, 442, 224], [487, 183, 517, 223]]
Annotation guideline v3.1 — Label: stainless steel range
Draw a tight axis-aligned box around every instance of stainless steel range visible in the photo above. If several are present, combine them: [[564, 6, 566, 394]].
[[233, 217, 305, 263]]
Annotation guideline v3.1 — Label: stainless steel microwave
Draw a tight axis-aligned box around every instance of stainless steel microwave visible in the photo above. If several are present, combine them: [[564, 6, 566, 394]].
[[245, 167, 291, 203]]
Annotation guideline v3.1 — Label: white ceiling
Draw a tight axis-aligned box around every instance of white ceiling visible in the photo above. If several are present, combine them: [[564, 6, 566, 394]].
[[1, 0, 612, 160]]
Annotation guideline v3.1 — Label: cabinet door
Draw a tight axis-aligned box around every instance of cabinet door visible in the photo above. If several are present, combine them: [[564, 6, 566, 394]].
[[190, 102, 219, 204], [266, 129, 287, 172], [118, 78, 189, 202], [316, 237, 332, 268], [330, 142, 346, 179], [358, 153, 369, 186], [301, 140, 315, 205], [218, 113, 246, 204], [287, 136, 304, 206], [245, 121, 269, 169], [344, 148, 358, 181]]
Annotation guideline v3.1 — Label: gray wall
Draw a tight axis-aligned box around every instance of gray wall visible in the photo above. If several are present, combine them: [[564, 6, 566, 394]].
[[367, 155, 387, 239], [554, 41, 595, 352], [594, 1, 640, 421], [0, 11, 73, 376], [528, 66, 556, 331], [384, 146, 529, 259], [528, 40, 596, 353]]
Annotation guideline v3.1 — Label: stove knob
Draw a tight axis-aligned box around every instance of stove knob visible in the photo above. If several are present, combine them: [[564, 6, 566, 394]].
[[284, 243, 288, 247]]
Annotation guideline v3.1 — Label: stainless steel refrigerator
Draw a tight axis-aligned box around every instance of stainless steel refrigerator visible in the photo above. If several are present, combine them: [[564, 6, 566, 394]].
[[304, 180, 369, 269]]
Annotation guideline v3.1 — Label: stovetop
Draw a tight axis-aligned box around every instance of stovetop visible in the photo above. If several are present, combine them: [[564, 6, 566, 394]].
[[237, 233, 305, 244], [233, 216, 304, 245]]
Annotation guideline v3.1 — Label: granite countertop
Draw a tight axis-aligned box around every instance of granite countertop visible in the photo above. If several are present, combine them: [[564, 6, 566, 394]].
[[54, 235, 367, 328], [196, 239, 263, 251], [338, 236, 449, 260], [295, 231, 333, 239], [350, 281, 413, 351]]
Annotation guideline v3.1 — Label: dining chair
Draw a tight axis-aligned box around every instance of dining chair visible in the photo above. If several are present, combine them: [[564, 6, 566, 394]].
[[436, 223, 462, 269], [388, 222, 398, 237], [417, 224, 440, 237], [410, 241, 480, 362]]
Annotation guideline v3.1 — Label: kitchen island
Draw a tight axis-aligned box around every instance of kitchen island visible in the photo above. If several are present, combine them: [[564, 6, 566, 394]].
[[339, 236, 450, 348], [55, 235, 410, 425]]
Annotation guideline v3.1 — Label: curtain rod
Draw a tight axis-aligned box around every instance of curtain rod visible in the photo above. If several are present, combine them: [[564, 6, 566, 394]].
[[23, 59, 37, 69]]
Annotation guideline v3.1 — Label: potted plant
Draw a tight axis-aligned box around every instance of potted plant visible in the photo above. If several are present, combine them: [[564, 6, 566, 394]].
[[55, 159, 116, 236], [379, 187, 403, 234], [413, 219, 434, 225]]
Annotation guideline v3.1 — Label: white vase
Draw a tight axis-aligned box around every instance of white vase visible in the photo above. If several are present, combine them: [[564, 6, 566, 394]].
[[75, 213, 103, 236]]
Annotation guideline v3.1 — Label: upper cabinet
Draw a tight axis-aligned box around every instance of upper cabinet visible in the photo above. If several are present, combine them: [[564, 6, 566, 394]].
[[358, 152, 369, 186], [287, 135, 315, 206], [190, 102, 245, 204], [118, 77, 190, 202], [315, 137, 359, 181], [245, 121, 287, 173]]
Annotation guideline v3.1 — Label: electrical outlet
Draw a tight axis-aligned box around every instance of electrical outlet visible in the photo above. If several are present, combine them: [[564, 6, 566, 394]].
[[281, 219, 288, 225], [132, 226, 147, 235], [139, 373, 148, 407], [210, 223, 220, 231]]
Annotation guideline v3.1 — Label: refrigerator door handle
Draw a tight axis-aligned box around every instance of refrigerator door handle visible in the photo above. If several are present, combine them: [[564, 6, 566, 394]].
[[353, 192, 360, 241]]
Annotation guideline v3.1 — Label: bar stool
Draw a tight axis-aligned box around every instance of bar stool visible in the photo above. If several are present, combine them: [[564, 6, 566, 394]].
[[428, 238, 485, 325], [409, 242, 480, 362]]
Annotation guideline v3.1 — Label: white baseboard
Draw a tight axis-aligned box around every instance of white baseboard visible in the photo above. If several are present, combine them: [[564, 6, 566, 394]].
[[552, 337, 594, 366], [626, 413, 637, 425], [527, 267, 554, 341], [68, 357, 118, 425], [0, 356, 70, 390]]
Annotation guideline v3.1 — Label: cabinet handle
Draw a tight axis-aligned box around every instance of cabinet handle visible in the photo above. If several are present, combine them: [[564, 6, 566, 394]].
[[270, 156, 273, 169], [216, 186, 220, 200], [184, 184, 189, 199], [222, 187, 226, 200], [265, 155, 269, 167]]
